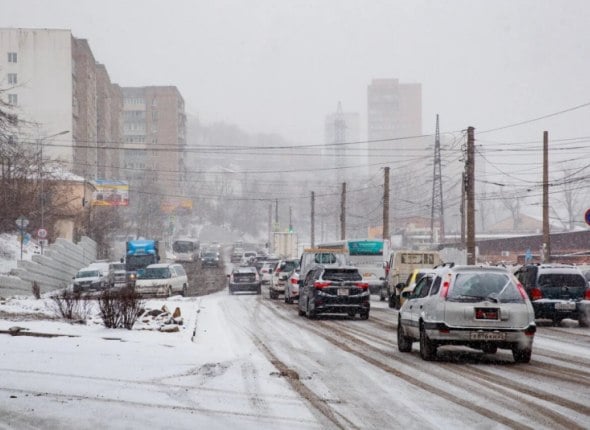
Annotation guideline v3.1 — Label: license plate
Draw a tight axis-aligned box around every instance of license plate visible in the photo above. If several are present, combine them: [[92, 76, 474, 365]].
[[337, 288, 349, 296], [470, 332, 506, 341], [555, 302, 576, 310], [474, 308, 499, 320]]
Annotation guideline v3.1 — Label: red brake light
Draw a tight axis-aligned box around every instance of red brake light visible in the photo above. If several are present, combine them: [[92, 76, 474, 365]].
[[314, 281, 332, 289], [530, 287, 543, 301], [441, 280, 450, 299], [291, 277, 298, 284], [584, 288, 590, 300], [354, 282, 369, 289]]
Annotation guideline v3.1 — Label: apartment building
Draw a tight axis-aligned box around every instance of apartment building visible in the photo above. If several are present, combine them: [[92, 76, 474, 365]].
[[121, 86, 187, 196], [0, 28, 122, 180]]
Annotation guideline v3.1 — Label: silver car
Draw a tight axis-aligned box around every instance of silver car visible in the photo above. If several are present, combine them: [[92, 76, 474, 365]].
[[397, 265, 536, 363]]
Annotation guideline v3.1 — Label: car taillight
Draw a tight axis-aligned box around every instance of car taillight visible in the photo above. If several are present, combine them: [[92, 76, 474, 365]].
[[585, 288, 590, 300], [440, 280, 450, 299], [516, 282, 528, 300], [530, 287, 543, 301], [291, 277, 298, 284], [314, 281, 332, 289], [354, 282, 369, 290]]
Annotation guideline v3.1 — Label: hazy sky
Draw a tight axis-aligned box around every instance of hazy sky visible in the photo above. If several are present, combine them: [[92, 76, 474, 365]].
[[2, 0, 590, 147]]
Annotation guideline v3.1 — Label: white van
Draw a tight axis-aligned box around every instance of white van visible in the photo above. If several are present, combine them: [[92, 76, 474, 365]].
[[134, 263, 189, 297]]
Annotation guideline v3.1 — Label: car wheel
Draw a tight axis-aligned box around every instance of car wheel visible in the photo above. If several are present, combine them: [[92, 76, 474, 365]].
[[228, 287, 233, 295], [306, 299, 316, 319], [379, 287, 386, 301], [360, 311, 369, 320], [167, 286, 173, 297], [397, 317, 413, 352], [419, 323, 437, 361], [257, 286, 261, 295], [270, 290, 276, 300], [182, 284, 188, 297], [512, 345, 532, 363], [481, 344, 498, 354], [552, 318, 562, 327], [388, 294, 397, 309], [578, 314, 589, 328], [348, 311, 356, 318], [298, 304, 305, 316]]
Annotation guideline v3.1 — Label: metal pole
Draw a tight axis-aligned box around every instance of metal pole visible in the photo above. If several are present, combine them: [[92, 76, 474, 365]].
[[543, 131, 551, 263], [466, 126, 476, 264]]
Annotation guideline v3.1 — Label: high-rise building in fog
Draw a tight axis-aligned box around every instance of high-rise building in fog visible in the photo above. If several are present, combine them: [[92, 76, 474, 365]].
[[367, 78, 422, 168], [121, 86, 186, 196], [323, 102, 360, 184]]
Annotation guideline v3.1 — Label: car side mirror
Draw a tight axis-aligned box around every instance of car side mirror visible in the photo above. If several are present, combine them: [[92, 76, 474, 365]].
[[298, 280, 303, 286]]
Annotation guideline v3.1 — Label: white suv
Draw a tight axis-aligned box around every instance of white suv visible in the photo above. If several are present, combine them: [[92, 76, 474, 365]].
[[397, 265, 536, 363], [135, 263, 189, 297]]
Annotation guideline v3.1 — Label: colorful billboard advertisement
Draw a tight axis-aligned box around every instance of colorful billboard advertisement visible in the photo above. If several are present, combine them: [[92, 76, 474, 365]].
[[161, 197, 193, 214], [91, 180, 129, 206]]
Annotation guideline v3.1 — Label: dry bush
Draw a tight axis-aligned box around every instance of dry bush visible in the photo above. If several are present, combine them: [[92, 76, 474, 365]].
[[98, 287, 144, 330], [32, 281, 41, 299], [50, 289, 92, 321]]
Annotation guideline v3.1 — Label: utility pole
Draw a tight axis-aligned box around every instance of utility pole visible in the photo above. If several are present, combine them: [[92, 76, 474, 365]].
[[466, 126, 475, 264], [275, 198, 279, 230], [383, 167, 390, 241], [543, 130, 551, 263], [431, 114, 445, 245], [311, 191, 315, 247], [340, 182, 346, 240], [460, 172, 466, 248], [289, 206, 293, 232]]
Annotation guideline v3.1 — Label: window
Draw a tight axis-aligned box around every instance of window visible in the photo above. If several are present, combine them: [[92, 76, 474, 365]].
[[7, 73, 17, 84], [8, 94, 17, 105], [430, 277, 442, 295], [7, 52, 17, 63]]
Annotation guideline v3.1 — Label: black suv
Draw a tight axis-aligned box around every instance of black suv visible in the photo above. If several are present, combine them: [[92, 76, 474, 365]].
[[298, 265, 370, 320], [514, 264, 590, 327]]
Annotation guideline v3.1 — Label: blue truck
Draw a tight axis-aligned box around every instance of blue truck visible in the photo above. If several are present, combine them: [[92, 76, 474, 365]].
[[125, 239, 160, 286]]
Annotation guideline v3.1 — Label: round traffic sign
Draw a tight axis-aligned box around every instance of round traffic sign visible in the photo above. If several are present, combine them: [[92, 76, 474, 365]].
[[37, 228, 48, 239]]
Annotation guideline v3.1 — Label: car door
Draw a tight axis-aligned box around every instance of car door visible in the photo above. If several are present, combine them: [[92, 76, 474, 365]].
[[407, 274, 435, 337]]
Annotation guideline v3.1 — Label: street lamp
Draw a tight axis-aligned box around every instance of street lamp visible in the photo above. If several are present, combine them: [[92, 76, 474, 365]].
[[39, 130, 69, 254]]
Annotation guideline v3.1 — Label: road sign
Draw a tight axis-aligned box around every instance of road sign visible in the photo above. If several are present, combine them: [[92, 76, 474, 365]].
[[37, 228, 48, 239], [585, 208, 590, 226], [15, 216, 29, 230]]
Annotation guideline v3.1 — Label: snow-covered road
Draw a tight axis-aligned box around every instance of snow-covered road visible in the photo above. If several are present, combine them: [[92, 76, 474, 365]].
[[0, 289, 589, 429]]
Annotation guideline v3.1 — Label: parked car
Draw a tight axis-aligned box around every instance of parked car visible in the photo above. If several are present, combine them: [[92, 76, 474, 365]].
[[231, 248, 244, 263], [134, 263, 189, 297], [72, 267, 108, 293], [298, 265, 370, 320], [284, 268, 300, 304], [107, 261, 127, 290], [201, 251, 220, 268], [228, 266, 261, 295], [397, 265, 537, 363], [269, 258, 299, 300], [514, 264, 590, 327]]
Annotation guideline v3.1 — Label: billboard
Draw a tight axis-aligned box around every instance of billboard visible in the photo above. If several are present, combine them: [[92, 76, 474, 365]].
[[91, 180, 129, 206], [160, 197, 193, 214]]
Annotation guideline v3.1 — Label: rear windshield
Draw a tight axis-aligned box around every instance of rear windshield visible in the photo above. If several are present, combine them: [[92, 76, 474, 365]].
[[449, 272, 523, 303], [323, 269, 362, 282], [538, 273, 586, 288], [77, 270, 100, 278], [280, 261, 299, 272]]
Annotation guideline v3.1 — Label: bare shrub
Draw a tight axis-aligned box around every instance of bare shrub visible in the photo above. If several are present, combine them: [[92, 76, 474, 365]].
[[98, 287, 144, 330], [32, 281, 41, 299], [50, 289, 92, 321]]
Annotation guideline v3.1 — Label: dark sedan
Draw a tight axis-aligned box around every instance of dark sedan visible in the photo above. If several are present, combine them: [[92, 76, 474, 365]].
[[228, 266, 261, 295]]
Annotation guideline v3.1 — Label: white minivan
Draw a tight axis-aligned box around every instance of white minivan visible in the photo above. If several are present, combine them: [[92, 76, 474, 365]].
[[134, 263, 189, 297]]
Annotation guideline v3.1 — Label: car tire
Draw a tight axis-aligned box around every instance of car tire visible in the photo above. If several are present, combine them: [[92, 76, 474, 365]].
[[481, 344, 498, 354], [512, 345, 532, 363], [269, 290, 276, 300], [397, 317, 413, 352], [388, 294, 397, 309], [360, 311, 369, 320], [348, 311, 356, 318], [167, 286, 173, 297], [228, 287, 233, 295], [182, 284, 188, 297], [419, 323, 437, 361], [552, 318, 562, 327], [578, 314, 589, 328], [257, 286, 261, 295]]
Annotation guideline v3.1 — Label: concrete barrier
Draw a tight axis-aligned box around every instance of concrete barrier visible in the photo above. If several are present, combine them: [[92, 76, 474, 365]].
[[0, 236, 97, 297]]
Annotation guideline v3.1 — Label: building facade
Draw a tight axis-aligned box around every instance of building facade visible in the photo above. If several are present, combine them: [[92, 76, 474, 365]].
[[323, 102, 360, 184], [0, 28, 123, 181], [121, 86, 186, 197]]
